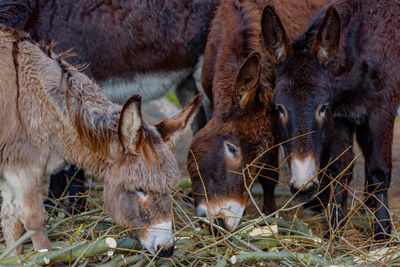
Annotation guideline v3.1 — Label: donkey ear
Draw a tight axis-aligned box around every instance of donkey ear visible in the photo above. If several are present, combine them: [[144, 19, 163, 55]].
[[156, 94, 204, 142], [118, 94, 143, 153], [311, 7, 341, 65], [261, 5, 290, 64], [235, 52, 260, 109]]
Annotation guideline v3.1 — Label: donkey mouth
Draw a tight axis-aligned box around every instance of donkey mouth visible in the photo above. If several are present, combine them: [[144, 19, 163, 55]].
[[290, 183, 317, 202], [196, 199, 246, 231]]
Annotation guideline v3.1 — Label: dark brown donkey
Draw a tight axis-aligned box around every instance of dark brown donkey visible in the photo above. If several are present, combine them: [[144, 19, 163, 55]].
[[262, 0, 400, 240], [0, 0, 219, 107], [188, 0, 326, 231], [0, 25, 202, 256], [0, 0, 221, 209]]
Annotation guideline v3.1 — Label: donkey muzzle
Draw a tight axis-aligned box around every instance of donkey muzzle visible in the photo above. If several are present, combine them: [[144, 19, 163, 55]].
[[289, 154, 319, 201], [139, 221, 175, 257], [196, 198, 246, 231]]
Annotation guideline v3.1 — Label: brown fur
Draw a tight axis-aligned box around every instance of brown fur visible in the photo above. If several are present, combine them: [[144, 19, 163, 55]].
[[264, 0, 400, 240], [189, 0, 326, 230], [0, 25, 202, 255]]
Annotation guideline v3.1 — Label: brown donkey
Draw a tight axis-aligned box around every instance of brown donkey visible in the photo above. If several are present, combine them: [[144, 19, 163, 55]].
[[188, 0, 326, 231], [0, 26, 202, 256], [263, 0, 400, 240]]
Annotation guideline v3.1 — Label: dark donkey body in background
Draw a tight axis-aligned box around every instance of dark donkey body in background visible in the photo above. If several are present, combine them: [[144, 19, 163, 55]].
[[263, 0, 400, 239], [188, 0, 326, 231], [0, 0, 219, 106], [0, 0, 221, 209]]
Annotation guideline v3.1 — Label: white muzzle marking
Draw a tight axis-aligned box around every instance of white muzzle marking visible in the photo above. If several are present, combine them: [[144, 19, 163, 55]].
[[290, 155, 318, 190], [139, 221, 174, 255], [196, 200, 246, 231]]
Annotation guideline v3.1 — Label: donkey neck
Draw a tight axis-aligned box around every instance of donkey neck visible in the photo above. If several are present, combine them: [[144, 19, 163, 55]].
[[16, 39, 125, 176]]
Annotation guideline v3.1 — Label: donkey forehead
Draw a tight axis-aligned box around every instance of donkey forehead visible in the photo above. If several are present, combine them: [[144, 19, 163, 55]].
[[219, 114, 274, 147], [274, 67, 332, 104], [122, 151, 179, 193], [275, 54, 331, 86]]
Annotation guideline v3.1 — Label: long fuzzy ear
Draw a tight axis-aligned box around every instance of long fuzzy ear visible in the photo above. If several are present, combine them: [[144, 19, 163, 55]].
[[235, 52, 260, 109], [261, 5, 291, 64], [311, 7, 341, 65], [118, 94, 143, 153], [156, 94, 204, 142]]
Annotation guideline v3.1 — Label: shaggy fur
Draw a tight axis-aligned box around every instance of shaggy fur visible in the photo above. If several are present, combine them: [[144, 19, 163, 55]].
[[0, 25, 202, 255], [0, 0, 220, 206]]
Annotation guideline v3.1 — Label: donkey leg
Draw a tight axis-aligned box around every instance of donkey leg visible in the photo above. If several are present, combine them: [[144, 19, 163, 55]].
[[66, 165, 86, 214], [258, 152, 279, 215], [46, 168, 68, 206], [303, 147, 332, 215], [4, 168, 50, 251], [326, 119, 355, 234], [355, 124, 375, 209], [47, 165, 86, 214], [0, 181, 24, 255], [356, 112, 394, 240]]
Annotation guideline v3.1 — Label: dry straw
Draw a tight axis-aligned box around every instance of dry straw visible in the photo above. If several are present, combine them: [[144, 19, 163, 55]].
[[0, 147, 399, 266]]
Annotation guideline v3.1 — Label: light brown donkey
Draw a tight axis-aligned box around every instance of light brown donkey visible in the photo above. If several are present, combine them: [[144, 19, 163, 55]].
[[0, 25, 202, 257]]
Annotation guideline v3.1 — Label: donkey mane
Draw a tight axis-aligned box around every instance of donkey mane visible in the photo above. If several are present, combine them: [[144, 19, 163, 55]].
[[227, 1, 263, 64], [53, 45, 158, 165], [231, 0, 275, 89], [209, 0, 273, 114], [0, 24, 156, 164]]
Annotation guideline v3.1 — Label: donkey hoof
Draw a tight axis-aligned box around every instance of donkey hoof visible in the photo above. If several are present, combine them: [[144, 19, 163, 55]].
[[373, 222, 391, 242], [374, 230, 391, 242]]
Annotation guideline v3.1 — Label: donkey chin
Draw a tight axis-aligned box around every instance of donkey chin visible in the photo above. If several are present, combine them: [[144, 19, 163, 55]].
[[289, 155, 319, 202], [196, 198, 246, 231], [136, 221, 175, 257]]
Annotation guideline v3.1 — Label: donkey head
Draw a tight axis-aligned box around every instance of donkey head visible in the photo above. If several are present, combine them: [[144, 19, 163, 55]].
[[104, 94, 203, 256], [189, 53, 276, 231], [262, 6, 341, 201]]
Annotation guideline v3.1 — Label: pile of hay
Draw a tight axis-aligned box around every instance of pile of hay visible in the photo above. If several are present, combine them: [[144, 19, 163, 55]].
[[0, 171, 399, 266]]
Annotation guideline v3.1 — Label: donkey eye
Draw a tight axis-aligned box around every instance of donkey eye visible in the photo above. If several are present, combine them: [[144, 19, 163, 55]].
[[225, 142, 238, 158], [135, 189, 148, 199], [276, 104, 287, 120], [317, 104, 329, 118]]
